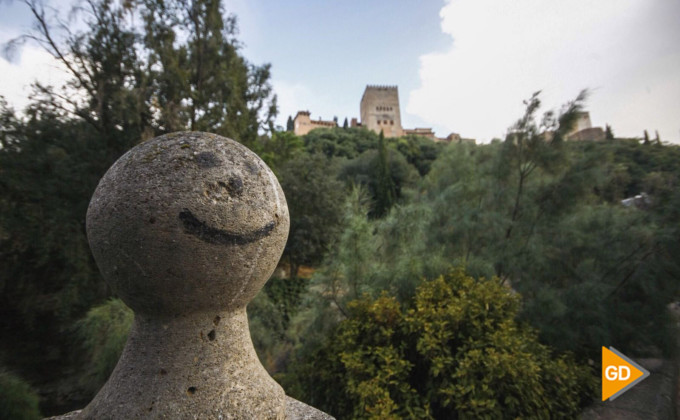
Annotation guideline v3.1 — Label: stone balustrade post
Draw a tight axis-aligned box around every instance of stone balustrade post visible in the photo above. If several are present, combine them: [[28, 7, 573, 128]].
[[49, 132, 333, 419]]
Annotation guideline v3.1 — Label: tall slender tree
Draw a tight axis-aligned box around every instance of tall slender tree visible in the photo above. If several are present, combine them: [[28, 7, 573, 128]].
[[141, 0, 277, 144], [374, 131, 396, 217], [495, 90, 587, 279], [605, 124, 614, 140]]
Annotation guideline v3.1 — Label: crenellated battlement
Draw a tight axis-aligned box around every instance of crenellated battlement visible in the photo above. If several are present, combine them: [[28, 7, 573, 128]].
[[364, 84, 398, 90]]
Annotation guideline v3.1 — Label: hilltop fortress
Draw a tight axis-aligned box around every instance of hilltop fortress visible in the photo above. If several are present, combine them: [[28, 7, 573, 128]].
[[293, 85, 603, 142], [359, 85, 404, 138], [293, 85, 474, 143]]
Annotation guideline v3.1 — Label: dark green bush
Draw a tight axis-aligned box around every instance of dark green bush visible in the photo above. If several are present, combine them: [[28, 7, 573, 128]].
[[0, 368, 42, 420], [77, 299, 133, 394], [290, 269, 596, 419]]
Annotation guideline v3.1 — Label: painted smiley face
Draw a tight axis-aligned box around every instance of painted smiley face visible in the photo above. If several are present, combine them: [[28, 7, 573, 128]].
[[178, 208, 276, 246], [86, 132, 289, 315]]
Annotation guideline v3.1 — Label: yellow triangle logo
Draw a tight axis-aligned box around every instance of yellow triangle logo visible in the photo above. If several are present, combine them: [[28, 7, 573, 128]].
[[602, 346, 650, 401]]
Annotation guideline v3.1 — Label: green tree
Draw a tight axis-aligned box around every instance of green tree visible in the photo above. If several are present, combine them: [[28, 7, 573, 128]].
[[374, 131, 397, 217], [0, 368, 42, 420], [605, 124, 614, 140], [501, 90, 585, 243], [287, 115, 294, 131], [304, 127, 378, 159], [12, 0, 151, 156], [141, 0, 277, 144], [372, 202, 448, 302], [290, 270, 595, 419], [278, 153, 345, 277], [423, 141, 505, 278], [259, 130, 304, 173], [424, 131, 679, 362], [339, 148, 418, 218], [313, 186, 378, 311], [0, 101, 107, 394], [77, 299, 133, 395], [248, 275, 310, 374], [389, 134, 443, 176]]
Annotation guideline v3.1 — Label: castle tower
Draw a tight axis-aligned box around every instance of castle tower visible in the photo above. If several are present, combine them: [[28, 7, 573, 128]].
[[573, 111, 593, 133], [566, 111, 605, 141], [360, 85, 403, 137]]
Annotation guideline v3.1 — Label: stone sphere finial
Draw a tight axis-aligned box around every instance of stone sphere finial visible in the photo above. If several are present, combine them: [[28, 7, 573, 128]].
[[79, 132, 300, 419], [86, 131, 289, 316]]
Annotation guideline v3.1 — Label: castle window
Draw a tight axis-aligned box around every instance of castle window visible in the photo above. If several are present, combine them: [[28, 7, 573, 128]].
[[390, 121, 394, 125]]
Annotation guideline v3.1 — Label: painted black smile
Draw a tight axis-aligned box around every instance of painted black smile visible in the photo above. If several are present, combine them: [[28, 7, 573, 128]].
[[179, 209, 275, 246]]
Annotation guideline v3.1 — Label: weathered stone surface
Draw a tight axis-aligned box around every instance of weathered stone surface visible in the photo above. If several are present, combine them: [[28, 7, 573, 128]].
[[45, 410, 82, 420], [47, 398, 335, 420], [56, 132, 334, 419], [285, 397, 335, 420], [87, 132, 288, 316]]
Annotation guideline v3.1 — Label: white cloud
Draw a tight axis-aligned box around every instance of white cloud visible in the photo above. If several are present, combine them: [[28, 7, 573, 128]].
[[407, 0, 680, 142], [0, 41, 72, 113], [272, 79, 318, 128]]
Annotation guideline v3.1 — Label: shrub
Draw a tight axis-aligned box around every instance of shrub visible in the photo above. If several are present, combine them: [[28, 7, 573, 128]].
[[77, 298, 133, 394], [293, 269, 596, 419], [0, 368, 42, 420]]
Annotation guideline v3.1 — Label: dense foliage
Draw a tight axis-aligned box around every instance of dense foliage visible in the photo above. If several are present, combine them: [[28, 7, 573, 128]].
[[254, 96, 680, 418], [286, 270, 595, 419], [0, 369, 42, 420], [76, 299, 133, 393], [1, 0, 679, 417]]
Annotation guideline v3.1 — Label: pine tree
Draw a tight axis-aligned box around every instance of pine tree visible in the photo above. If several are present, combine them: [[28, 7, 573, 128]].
[[286, 115, 294, 131], [605, 124, 614, 140], [374, 131, 396, 217], [141, 0, 277, 145]]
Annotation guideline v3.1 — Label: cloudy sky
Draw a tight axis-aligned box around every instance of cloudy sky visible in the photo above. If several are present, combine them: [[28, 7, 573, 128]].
[[1, 0, 679, 142]]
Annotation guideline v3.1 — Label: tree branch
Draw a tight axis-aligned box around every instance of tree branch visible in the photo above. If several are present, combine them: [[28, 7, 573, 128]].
[[22, 0, 97, 99]]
